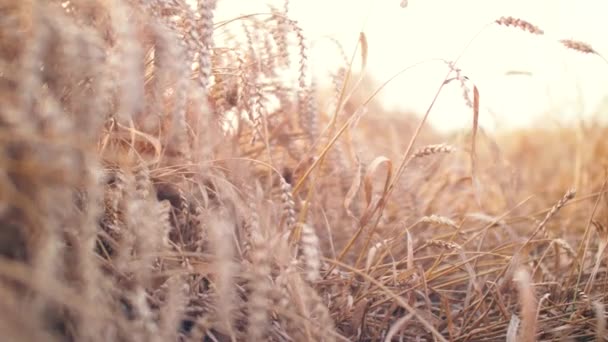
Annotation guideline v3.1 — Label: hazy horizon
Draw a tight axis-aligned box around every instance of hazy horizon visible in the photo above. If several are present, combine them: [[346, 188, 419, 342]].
[[214, 0, 608, 133]]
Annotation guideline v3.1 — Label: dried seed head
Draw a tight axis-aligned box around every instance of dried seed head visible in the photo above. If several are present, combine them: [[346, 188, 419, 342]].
[[495, 16, 544, 35], [299, 223, 321, 282], [559, 39, 597, 54], [280, 176, 297, 231], [425, 239, 461, 250], [551, 238, 576, 258], [419, 215, 458, 229], [245, 233, 272, 340], [412, 144, 455, 158], [446, 61, 473, 108], [534, 188, 576, 235]]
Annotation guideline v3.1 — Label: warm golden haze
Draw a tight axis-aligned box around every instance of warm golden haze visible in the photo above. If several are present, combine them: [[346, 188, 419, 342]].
[[0, 1, 607, 341]]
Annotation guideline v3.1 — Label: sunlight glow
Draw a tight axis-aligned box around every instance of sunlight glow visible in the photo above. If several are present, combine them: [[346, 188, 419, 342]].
[[214, 0, 608, 133]]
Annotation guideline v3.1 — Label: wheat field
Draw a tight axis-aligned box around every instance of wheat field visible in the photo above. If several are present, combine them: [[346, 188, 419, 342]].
[[1, 1, 608, 341]]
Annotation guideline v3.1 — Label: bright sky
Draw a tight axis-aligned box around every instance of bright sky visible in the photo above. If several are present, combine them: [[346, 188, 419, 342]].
[[214, 0, 608, 133]]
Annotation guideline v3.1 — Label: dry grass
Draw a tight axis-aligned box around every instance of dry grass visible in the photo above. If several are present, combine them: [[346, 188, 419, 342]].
[[1, 1, 608, 341]]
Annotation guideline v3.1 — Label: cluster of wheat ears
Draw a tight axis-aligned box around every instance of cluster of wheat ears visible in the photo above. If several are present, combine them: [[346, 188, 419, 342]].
[[1, 0, 608, 341]]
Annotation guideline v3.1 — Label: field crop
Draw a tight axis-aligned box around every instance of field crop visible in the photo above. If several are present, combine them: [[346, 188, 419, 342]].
[[0, 1, 607, 341]]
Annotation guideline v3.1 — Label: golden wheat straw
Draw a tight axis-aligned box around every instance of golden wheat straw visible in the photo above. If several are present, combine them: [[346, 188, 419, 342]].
[[514, 268, 537, 342], [3, 0, 608, 341]]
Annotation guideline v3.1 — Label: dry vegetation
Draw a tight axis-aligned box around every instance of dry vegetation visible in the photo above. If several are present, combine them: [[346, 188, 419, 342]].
[[1, 0, 608, 341]]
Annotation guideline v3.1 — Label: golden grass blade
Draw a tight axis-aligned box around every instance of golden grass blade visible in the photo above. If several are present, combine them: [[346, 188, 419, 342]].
[[344, 155, 363, 219]]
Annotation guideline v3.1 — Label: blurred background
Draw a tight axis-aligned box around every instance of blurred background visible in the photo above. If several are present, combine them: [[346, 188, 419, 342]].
[[214, 0, 608, 133]]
